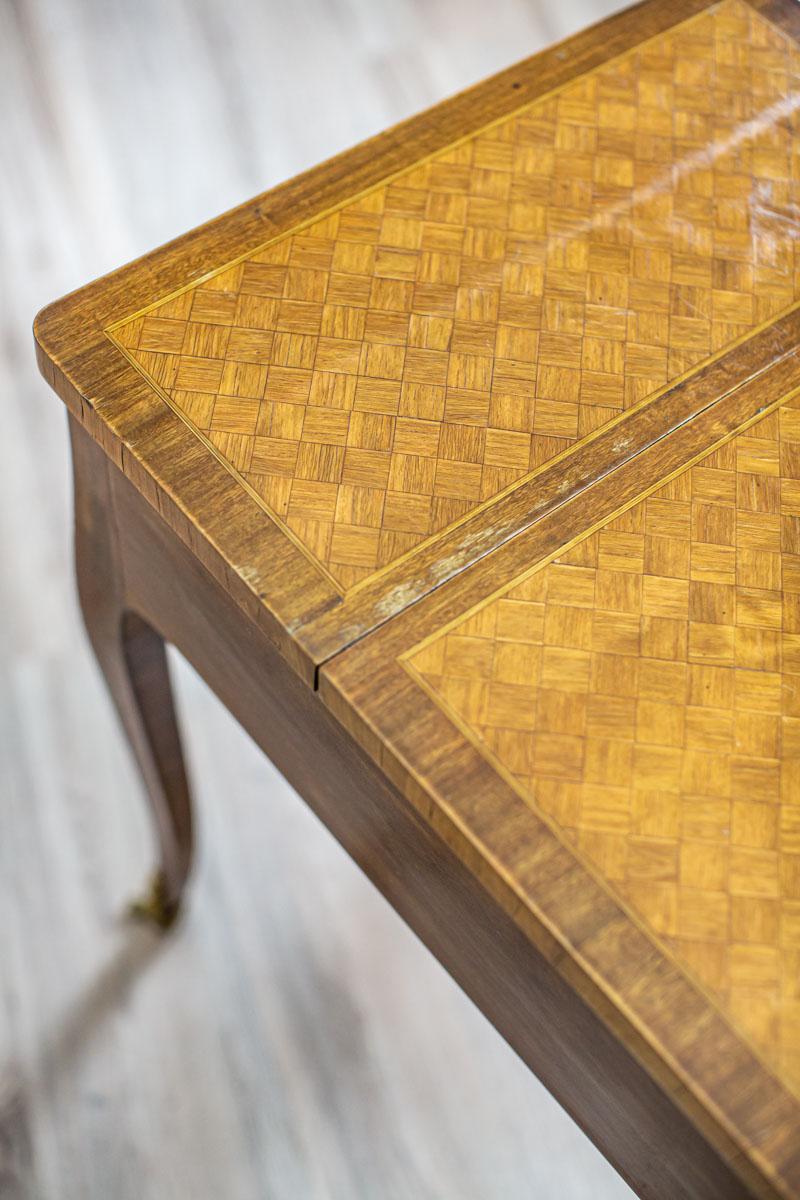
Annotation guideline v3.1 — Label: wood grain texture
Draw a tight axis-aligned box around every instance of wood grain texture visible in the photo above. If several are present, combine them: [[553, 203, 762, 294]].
[[84, 426, 767, 1200], [108, 0, 800, 596], [322, 392, 800, 1200], [34, 0, 800, 674], [26, 0, 800, 1196], [404, 391, 800, 1099], [5, 0, 640, 1197], [71, 421, 193, 922]]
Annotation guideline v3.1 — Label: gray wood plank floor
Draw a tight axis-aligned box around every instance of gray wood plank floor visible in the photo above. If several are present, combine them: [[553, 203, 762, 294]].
[[1, 0, 635, 1195]]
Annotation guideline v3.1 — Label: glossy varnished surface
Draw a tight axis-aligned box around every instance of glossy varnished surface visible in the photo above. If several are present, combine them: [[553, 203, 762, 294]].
[[405, 393, 800, 1099], [110, 0, 800, 595], [81, 418, 761, 1200], [36, 0, 800, 675], [30, 0, 800, 1196], [8, 1, 638, 1197], [323, 388, 800, 1200]]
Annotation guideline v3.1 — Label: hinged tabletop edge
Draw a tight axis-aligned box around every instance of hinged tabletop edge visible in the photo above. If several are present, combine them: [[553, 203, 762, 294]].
[[36, 0, 800, 684]]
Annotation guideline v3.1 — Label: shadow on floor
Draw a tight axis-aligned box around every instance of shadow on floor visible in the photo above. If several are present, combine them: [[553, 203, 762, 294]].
[[0, 921, 167, 1200]]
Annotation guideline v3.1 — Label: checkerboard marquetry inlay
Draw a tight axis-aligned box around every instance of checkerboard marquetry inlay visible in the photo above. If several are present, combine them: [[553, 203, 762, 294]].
[[111, 0, 800, 591], [405, 395, 800, 1098]]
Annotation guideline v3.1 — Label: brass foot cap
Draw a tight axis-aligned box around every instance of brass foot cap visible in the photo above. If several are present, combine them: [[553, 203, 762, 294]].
[[129, 871, 180, 930]]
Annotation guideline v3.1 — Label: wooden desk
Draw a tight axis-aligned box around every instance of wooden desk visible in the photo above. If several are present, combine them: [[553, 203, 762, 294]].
[[34, 0, 800, 1195]]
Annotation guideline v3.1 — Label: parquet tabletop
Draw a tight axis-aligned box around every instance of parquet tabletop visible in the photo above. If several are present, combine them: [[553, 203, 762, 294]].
[[324, 379, 800, 1200], [34, 0, 800, 1195], [34, 0, 800, 676], [109, 0, 800, 594]]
